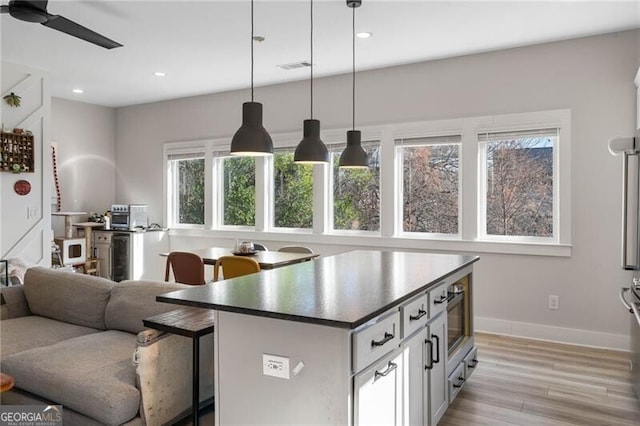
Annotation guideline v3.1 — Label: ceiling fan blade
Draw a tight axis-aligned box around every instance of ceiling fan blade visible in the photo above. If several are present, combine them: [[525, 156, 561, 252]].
[[0, 5, 9, 13], [42, 14, 122, 49]]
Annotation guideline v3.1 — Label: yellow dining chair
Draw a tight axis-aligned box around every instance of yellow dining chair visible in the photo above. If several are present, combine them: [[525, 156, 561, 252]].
[[164, 251, 205, 285], [213, 256, 261, 282]]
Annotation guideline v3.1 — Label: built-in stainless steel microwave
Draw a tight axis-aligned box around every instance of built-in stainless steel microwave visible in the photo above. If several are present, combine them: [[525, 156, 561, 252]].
[[110, 204, 148, 230]]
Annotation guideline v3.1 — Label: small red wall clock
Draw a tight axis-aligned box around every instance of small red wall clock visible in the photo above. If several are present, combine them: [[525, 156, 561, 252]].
[[14, 179, 31, 196]]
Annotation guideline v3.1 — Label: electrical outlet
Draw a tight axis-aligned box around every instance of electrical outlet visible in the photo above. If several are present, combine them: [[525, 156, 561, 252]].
[[263, 354, 290, 379], [548, 295, 559, 310]]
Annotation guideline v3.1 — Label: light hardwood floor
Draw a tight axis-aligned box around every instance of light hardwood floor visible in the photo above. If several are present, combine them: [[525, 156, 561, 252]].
[[440, 333, 640, 426]]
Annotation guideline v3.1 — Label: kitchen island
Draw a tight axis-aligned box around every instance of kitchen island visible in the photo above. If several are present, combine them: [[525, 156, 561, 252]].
[[158, 250, 479, 425]]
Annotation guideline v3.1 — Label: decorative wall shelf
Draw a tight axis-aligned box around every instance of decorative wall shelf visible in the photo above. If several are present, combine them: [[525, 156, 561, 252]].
[[1, 131, 34, 173]]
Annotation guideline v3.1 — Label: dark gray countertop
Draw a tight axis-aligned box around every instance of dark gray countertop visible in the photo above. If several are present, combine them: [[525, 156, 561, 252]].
[[157, 250, 479, 329], [92, 227, 168, 233]]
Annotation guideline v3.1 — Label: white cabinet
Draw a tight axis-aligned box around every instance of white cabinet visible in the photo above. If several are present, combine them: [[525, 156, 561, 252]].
[[401, 311, 448, 426], [353, 312, 401, 372], [352, 269, 474, 426], [426, 312, 448, 426], [354, 349, 404, 426], [403, 327, 427, 425]]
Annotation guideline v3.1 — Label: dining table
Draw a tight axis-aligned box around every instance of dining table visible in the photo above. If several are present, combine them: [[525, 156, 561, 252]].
[[160, 247, 319, 270]]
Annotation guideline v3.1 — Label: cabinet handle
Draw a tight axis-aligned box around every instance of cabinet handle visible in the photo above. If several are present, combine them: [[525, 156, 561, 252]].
[[468, 359, 478, 368], [371, 332, 394, 348], [434, 295, 447, 305], [374, 361, 398, 381], [424, 339, 434, 370], [432, 334, 440, 364], [453, 377, 465, 388], [409, 309, 427, 321]]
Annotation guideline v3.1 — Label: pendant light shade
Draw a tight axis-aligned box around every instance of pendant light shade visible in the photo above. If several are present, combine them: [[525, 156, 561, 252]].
[[231, 101, 273, 156], [294, 0, 328, 164], [231, 0, 273, 157], [339, 130, 368, 168], [295, 119, 329, 163], [339, 0, 368, 168]]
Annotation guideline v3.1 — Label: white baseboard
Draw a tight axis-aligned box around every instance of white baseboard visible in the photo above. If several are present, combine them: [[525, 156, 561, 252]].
[[475, 316, 630, 352]]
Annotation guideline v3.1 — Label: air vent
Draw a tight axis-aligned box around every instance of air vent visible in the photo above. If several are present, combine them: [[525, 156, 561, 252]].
[[277, 61, 311, 70]]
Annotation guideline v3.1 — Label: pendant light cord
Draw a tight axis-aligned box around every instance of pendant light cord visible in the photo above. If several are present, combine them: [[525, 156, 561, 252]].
[[310, 0, 314, 119], [352, 5, 355, 131], [251, 0, 254, 102]]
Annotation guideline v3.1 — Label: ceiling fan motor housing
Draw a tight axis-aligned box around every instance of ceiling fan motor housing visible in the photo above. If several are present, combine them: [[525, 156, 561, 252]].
[[8, 0, 48, 23]]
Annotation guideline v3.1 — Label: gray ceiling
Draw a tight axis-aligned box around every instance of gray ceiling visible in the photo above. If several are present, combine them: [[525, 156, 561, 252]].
[[2, 0, 639, 107]]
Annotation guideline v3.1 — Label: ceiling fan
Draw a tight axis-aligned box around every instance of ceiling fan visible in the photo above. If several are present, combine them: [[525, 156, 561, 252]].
[[0, 0, 122, 49]]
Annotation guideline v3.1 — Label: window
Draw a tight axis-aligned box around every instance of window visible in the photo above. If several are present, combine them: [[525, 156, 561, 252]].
[[479, 128, 557, 239], [331, 142, 381, 231], [164, 109, 569, 256], [273, 149, 313, 229], [222, 156, 255, 227], [168, 152, 205, 226], [397, 135, 461, 235]]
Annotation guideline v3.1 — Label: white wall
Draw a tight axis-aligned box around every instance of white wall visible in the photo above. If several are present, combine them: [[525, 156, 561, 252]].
[[50, 98, 116, 235], [1, 62, 51, 265], [115, 31, 639, 349]]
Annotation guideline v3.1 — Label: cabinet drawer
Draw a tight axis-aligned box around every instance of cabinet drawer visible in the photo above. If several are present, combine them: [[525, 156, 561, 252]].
[[353, 312, 401, 372], [448, 362, 465, 403], [428, 282, 449, 319], [463, 346, 478, 380], [400, 293, 428, 338]]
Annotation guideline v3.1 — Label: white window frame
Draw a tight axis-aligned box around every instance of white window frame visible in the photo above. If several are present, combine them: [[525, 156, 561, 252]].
[[216, 152, 259, 231], [325, 127, 383, 236], [163, 143, 208, 229], [163, 109, 571, 257], [472, 109, 570, 246], [395, 133, 463, 239], [269, 134, 315, 233]]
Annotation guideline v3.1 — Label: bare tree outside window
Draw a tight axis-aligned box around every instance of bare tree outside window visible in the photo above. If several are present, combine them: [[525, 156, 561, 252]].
[[223, 156, 255, 226], [401, 144, 459, 233], [274, 151, 313, 228], [172, 157, 204, 225], [484, 137, 554, 237], [332, 144, 380, 231]]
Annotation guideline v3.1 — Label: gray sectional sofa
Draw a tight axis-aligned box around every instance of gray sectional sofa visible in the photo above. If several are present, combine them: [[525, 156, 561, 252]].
[[0, 266, 214, 426]]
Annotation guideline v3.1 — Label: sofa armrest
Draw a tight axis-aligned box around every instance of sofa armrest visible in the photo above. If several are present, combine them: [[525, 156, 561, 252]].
[[134, 330, 214, 426], [0, 285, 31, 320]]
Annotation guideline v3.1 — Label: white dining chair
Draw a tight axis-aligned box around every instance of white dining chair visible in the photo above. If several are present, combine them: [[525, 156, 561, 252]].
[[278, 245, 314, 254]]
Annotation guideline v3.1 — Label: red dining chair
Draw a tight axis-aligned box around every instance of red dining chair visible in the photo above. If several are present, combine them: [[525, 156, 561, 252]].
[[164, 252, 205, 285]]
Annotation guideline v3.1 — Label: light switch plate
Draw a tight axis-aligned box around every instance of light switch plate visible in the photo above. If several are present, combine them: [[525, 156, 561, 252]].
[[263, 353, 290, 379]]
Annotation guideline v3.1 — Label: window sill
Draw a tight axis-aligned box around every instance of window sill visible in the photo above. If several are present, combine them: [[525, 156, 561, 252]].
[[169, 228, 571, 257]]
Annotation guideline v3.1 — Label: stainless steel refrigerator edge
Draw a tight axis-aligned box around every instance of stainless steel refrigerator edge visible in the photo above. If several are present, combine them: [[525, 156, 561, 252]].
[[611, 132, 640, 400]]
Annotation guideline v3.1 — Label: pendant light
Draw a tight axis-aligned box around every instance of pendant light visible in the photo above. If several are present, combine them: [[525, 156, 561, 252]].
[[339, 0, 368, 168], [294, 0, 329, 163], [230, 0, 273, 156]]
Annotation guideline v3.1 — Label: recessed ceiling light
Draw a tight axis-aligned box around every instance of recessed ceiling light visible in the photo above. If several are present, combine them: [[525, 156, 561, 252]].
[[356, 32, 372, 39], [153, 72, 166, 77], [72, 88, 84, 94]]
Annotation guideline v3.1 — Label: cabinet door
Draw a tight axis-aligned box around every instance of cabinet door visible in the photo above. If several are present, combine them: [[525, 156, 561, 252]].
[[354, 349, 403, 426], [425, 313, 447, 426], [402, 328, 427, 426]]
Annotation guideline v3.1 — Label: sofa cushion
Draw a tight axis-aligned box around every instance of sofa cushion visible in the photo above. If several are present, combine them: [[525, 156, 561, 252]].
[[0, 315, 100, 359], [105, 280, 191, 334], [0, 285, 31, 320], [23, 267, 115, 330], [2, 330, 140, 426]]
